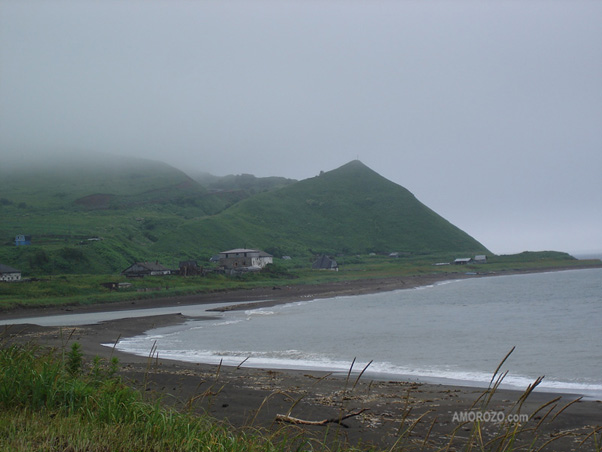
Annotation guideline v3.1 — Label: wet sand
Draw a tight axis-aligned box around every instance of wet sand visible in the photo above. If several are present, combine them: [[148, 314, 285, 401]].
[[2, 270, 601, 450]]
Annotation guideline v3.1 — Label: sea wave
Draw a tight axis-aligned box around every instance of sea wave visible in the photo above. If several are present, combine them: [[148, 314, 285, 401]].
[[211, 319, 243, 326], [245, 309, 275, 316], [108, 269, 602, 402], [109, 342, 602, 400]]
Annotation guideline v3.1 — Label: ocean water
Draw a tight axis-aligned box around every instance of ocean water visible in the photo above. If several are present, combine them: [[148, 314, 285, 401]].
[[114, 268, 602, 399]]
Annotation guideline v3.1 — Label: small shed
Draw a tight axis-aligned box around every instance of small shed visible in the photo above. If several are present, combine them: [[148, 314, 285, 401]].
[[15, 235, 31, 246], [453, 258, 472, 265], [179, 260, 202, 276], [312, 255, 338, 271], [101, 282, 132, 291], [121, 261, 171, 278], [0, 264, 21, 281]]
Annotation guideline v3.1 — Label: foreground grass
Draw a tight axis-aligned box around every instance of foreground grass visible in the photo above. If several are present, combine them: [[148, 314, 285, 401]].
[[1, 344, 600, 451], [0, 343, 358, 452]]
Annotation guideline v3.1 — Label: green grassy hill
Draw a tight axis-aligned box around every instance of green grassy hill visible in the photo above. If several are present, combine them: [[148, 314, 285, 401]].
[[153, 161, 489, 258], [0, 153, 228, 274], [191, 171, 297, 195], [0, 152, 225, 212], [0, 157, 489, 275]]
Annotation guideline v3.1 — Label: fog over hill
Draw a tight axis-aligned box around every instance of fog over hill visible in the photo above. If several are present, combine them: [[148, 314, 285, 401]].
[[3, 1, 601, 254], [0, 156, 490, 273]]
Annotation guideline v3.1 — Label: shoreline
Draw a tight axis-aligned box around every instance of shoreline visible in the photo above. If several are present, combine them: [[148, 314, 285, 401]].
[[3, 316, 601, 450], [0, 270, 472, 320], [3, 265, 598, 321], [2, 267, 601, 450]]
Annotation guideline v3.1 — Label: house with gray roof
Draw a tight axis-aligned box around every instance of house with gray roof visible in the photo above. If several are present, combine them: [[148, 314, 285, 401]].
[[0, 264, 21, 282], [312, 255, 338, 271], [121, 261, 171, 277], [218, 249, 273, 270]]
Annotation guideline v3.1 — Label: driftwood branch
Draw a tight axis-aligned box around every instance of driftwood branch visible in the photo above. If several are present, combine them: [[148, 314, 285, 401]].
[[275, 408, 369, 427]]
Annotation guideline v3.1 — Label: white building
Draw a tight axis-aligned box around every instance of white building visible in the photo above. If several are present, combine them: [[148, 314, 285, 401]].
[[0, 264, 21, 282], [219, 249, 273, 270]]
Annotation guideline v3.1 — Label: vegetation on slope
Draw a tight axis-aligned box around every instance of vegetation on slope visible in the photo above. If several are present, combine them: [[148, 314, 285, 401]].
[[191, 171, 297, 194], [0, 154, 540, 277], [160, 161, 490, 257], [0, 153, 229, 273], [0, 152, 221, 210]]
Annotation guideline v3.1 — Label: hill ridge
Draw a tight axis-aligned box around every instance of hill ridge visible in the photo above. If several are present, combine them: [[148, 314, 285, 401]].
[[0, 156, 489, 274], [156, 159, 489, 257]]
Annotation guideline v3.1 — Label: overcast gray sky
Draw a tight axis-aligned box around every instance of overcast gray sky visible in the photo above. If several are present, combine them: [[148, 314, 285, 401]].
[[1, 0, 601, 255]]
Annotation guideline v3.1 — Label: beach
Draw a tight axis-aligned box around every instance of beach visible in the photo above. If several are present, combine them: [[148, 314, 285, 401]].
[[2, 270, 601, 450]]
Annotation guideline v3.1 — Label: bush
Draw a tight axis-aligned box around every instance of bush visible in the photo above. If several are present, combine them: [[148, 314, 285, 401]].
[[60, 247, 88, 263], [261, 263, 296, 279], [28, 250, 50, 271]]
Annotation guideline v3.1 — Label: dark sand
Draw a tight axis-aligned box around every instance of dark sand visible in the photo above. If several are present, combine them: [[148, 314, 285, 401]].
[[2, 269, 601, 450]]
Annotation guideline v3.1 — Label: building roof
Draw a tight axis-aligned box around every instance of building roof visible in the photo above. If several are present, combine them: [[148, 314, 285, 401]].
[[312, 255, 338, 269], [133, 261, 170, 271], [0, 264, 20, 273], [220, 249, 273, 257], [221, 248, 260, 254]]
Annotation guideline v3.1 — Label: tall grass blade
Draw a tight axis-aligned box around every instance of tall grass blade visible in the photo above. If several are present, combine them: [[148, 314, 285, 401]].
[[352, 360, 372, 390]]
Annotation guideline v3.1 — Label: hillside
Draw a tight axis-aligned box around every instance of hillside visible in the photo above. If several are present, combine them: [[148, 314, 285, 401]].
[[0, 153, 229, 274], [153, 161, 489, 258], [187, 171, 298, 210], [0, 152, 225, 212], [0, 157, 489, 275], [191, 171, 297, 195]]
